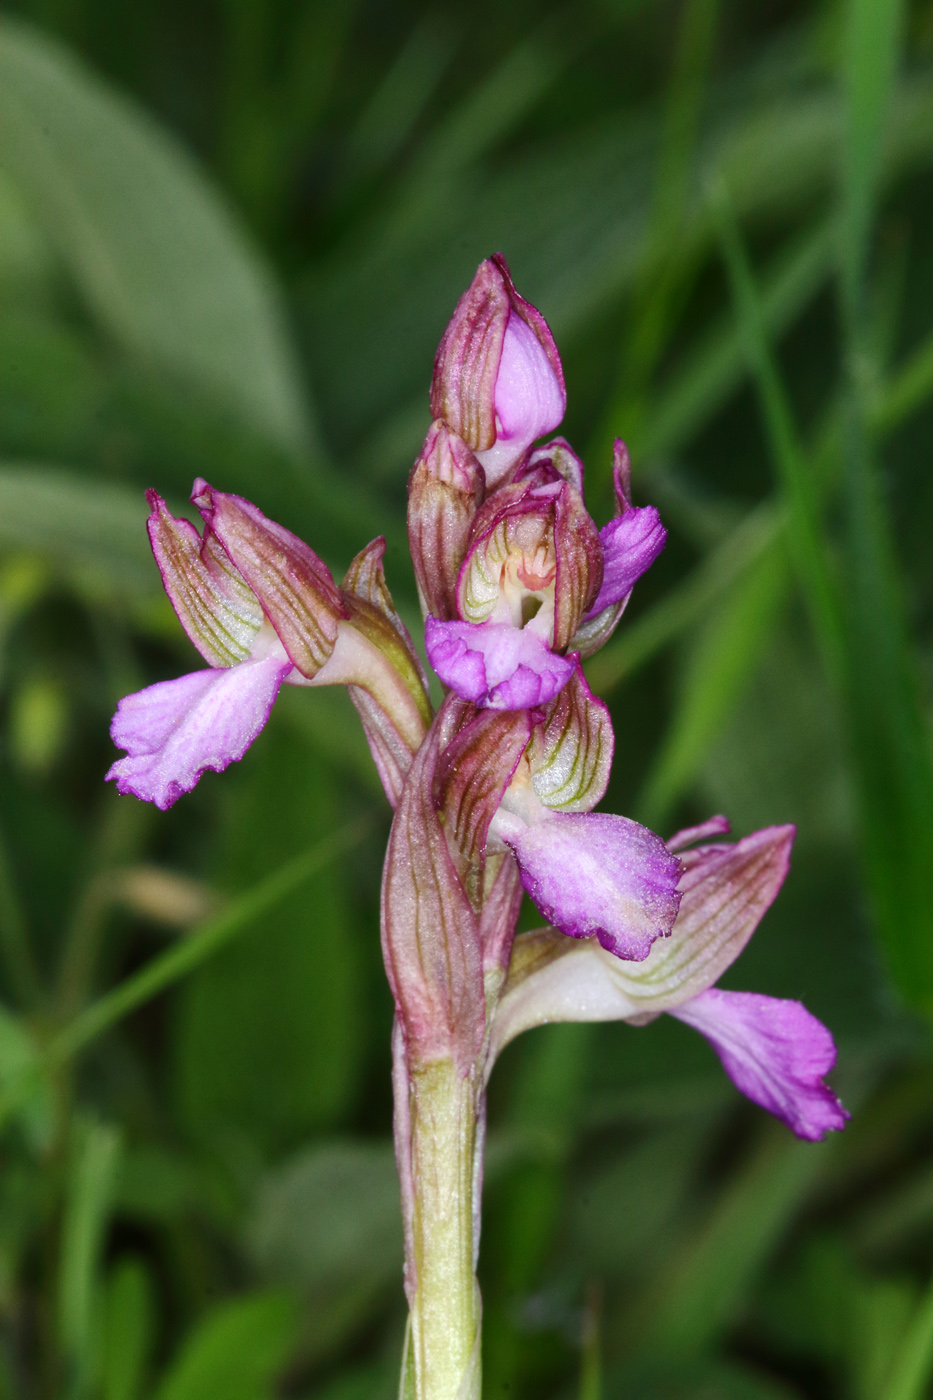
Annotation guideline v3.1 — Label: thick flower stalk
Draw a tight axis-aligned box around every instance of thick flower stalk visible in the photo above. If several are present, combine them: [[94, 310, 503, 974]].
[[105, 255, 847, 1400]]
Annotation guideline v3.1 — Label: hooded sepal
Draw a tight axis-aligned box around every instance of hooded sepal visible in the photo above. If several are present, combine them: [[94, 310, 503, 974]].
[[341, 537, 432, 711], [430, 255, 565, 486], [381, 696, 487, 1069], [457, 471, 601, 647], [408, 423, 485, 621], [191, 480, 347, 678], [145, 492, 263, 667], [527, 666, 613, 812], [478, 855, 523, 981], [552, 475, 604, 649], [433, 706, 534, 896], [526, 437, 585, 496]]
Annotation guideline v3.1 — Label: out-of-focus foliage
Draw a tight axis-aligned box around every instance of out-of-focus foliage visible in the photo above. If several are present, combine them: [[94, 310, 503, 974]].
[[0, 0, 932, 1395]]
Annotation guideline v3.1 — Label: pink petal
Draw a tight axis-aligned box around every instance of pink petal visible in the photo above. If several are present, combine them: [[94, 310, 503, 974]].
[[587, 506, 667, 618], [671, 988, 849, 1141], [493, 809, 682, 960], [476, 313, 566, 485], [425, 617, 575, 710], [667, 815, 732, 852], [106, 654, 290, 810]]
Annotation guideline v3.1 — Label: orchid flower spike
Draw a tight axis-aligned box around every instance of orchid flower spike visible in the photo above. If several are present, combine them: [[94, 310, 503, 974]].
[[106, 250, 847, 1400], [489, 817, 849, 1141]]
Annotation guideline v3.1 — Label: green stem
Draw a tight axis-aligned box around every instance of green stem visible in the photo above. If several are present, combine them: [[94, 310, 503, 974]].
[[408, 1059, 480, 1400]]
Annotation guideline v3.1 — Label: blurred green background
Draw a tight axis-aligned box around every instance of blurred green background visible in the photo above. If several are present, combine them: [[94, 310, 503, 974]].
[[1, 0, 933, 1395]]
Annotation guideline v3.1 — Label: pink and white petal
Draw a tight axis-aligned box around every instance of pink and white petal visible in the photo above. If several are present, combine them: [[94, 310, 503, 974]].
[[493, 809, 682, 960], [106, 654, 290, 810], [489, 930, 643, 1066], [671, 988, 848, 1140], [587, 507, 667, 617], [475, 313, 566, 485], [425, 618, 575, 710]]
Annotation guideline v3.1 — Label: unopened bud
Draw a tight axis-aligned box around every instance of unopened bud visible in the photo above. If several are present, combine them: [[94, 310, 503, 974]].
[[407, 422, 484, 621], [430, 254, 566, 487]]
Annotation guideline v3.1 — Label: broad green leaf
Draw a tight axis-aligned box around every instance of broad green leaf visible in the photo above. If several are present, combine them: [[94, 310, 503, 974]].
[[0, 464, 155, 595], [0, 18, 311, 452], [0, 168, 56, 299], [173, 724, 366, 1154], [153, 1292, 297, 1400], [247, 1139, 402, 1361], [0, 319, 389, 574]]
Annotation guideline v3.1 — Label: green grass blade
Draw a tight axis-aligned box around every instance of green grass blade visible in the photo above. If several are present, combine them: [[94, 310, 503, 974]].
[[881, 1272, 933, 1400], [49, 818, 371, 1068], [841, 0, 906, 318], [585, 501, 783, 698], [102, 1258, 155, 1400], [637, 542, 787, 830], [0, 819, 370, 1129], [837, 0, 933, 1008], [634, 1126, 830, 1358], [633, 218, 835, 462], [714, 187, 845, 679], [58, 1120, 122, 1398]]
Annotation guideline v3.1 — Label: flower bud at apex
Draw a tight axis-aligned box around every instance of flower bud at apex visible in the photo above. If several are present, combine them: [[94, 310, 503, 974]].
[[431, 254, 566, 487], [408, 422, 484, 621]]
